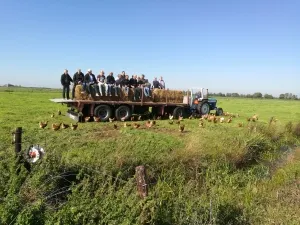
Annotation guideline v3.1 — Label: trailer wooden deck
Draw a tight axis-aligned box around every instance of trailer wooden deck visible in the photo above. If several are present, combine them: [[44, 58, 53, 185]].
[[50, 98, 188, 106]]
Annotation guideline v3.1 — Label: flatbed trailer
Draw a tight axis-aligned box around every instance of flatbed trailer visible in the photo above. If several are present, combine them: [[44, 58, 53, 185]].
[[50, 97, 192, 122], [50, 88, 223, 122]]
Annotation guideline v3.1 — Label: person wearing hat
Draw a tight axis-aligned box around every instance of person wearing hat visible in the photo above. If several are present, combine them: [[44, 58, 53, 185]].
[[84, 69, 100, 96], [60, 69, 73, 99]]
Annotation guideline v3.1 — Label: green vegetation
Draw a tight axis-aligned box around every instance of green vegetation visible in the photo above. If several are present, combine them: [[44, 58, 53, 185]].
[[0, 87, 299, 224]]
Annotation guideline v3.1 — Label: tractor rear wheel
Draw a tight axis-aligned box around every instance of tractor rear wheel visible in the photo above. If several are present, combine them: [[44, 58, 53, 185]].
[[198, 102, 210, 115]]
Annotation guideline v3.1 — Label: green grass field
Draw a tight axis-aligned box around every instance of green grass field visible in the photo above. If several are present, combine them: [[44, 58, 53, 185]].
[[0, 87, 300, 225]]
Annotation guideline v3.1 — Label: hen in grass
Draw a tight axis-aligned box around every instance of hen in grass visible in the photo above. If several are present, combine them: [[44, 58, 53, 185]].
[[52, 123, 61, 131], [71, 123, 78, 130], [179, 124, 185, 132], [39, 121, 48, 129], [61, 123, 69, 129]]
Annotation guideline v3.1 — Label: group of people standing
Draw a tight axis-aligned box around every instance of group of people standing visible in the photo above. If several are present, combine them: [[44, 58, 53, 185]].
[[60, 69, 166, 100]]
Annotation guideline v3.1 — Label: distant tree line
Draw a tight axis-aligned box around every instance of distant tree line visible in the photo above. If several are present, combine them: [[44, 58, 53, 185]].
[[209, 92, 298, 100]]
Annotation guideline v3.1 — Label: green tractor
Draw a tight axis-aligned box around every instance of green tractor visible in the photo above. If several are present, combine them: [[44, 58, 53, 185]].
[[189, 88, 223, 116]]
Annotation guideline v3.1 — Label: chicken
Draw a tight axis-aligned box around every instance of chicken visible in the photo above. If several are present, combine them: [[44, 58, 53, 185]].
[[251, 117, 256, 122], [71, 123, 78, 130], [199, 121, 204, 127], [169, 114, 174, 120], [52, 123, 61, 131], [61, 123, 69, 129], [247, 117, 251, 122], [175, 120, 180, 125], [179, 124, 185, 132], [188, 115, 193, 120], [150, 120, 156, 126], [213, 117, 218, 123], [156, 116, 161, 120], [227, 117, 232, 123], [133, 123, 140, 129], [124, 122, 131, 127], [39, 121, 48, 129], [131, 116, 135, 121], [252, 114, 258, 121], [238, 122, 243, 127], [169, 120, 174, 125], [51, 113, 55, 118], [109, 117, 115, 123], [202, 114, 208, 120], [121, 116, 126, 122], [113, 124, 118, 130], [199, 118, 204, 122], [58, 110, 61, 115], [219, 117, 225, 123], [138, 115, 142, 121], [145, 120, 152, 128], [85, 117, 90, 122], [93, 116, 101, 122], [178, 116, 183, 121]]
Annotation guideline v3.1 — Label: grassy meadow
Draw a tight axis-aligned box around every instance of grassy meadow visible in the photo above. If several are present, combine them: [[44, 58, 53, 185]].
[[0, 87, 300, 225]]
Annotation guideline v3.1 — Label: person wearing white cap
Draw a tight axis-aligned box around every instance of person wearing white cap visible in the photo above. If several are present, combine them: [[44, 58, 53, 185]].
[[83, 69, 100, 97]]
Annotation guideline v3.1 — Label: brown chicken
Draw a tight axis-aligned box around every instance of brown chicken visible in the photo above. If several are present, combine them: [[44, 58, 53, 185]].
[[84, 117, 90, 122], [238, 122, 243, 127], [133, 123, 140, 129], [227, 117, 232, 123], [124, 122, 131, 127], [52, 123, 61, 131], [113, 124, 118, 130], [39, 121, 48, 129], [71, 123, 78, 130], [179, 124, 185, 132], [175, 120, 180, 125], [199, 121, 204, 127], [61, 123, 70, 129], [131, 116, 135, 121], [178, 116, 183, 121], [94, 116, 101, 122], [145, 120, 152, 128]]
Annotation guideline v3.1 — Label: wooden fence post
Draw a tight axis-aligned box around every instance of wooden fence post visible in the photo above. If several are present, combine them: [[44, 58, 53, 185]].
[[13, 127, 22, 155], [12, 127, 31, 172], [135, 165, 148, 199]]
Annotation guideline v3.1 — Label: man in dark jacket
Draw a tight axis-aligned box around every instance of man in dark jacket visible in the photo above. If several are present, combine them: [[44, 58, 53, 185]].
[[60, 69, 73, 99], [72, 69, 84, 99], [106, 72, 117, 96], [121, 75, 130, 96], [84, 69, 100, 96]]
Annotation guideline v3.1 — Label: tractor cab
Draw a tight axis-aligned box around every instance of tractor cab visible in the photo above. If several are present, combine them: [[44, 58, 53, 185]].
[[189, 88, 223, 116]]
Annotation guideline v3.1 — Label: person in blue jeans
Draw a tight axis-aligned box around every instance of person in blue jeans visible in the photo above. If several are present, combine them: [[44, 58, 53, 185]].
[[106, 72, 117, 96]]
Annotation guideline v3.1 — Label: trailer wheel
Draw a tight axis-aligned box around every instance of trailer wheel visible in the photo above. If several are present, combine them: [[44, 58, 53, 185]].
[[198, 102, 210, 115], [115, 105, 131, 121], [173, 107, 185, 119], [216, 108, 223, 116], [94, 105, 112, 122]]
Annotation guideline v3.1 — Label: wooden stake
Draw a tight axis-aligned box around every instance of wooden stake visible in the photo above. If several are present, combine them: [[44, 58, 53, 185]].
[[14, 127, 22, 155], [135, 165, 148, 199]]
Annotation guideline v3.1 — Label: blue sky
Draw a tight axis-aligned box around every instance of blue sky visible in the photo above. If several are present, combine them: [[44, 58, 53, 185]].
[[0, 0, 299, 96]]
